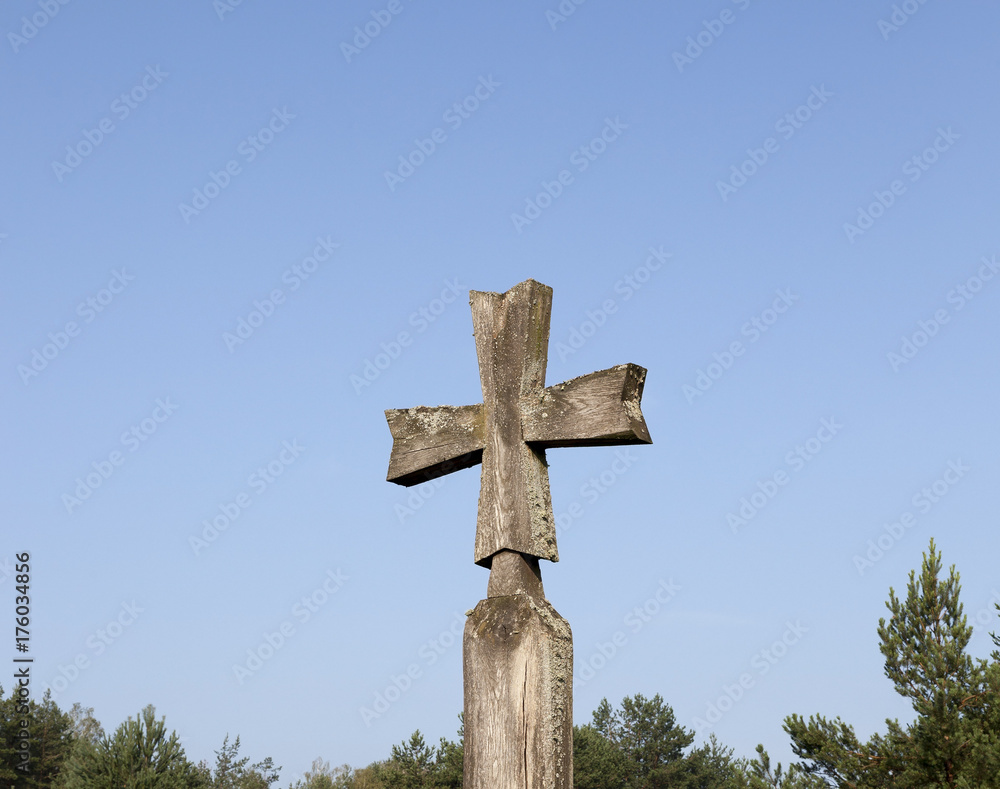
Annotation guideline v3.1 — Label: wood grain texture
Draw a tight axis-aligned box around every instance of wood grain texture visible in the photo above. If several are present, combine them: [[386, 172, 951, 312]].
[[522, 363, 652, 447], [384, 279, 653, 568], [385, 404, 485, 486], [471, 280, 557, 567], [463, 595, 573, 789], [487, 550, 544, 599], [383, 280, 657, 789]]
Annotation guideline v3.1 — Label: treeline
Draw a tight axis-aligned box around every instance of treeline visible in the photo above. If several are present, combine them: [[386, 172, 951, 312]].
[[2, 540, 998, 788], [0, 698, 279, 789]]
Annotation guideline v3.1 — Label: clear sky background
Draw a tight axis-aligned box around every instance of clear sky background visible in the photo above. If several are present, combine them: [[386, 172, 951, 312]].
[[3, 0, 1000, 780]]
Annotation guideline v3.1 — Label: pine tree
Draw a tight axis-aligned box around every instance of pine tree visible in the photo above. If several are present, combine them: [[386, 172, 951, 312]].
[[573, 723, 630, 789], [58, 703, 207, 789], [587, 693, 699, 787], [0, 686, 74, 788], [735, 745, 827, 789], [431, 716, 463, 789], [379, 731, 435, 789], [208, 734, 281, 789], [784, 540, 1000, 788]]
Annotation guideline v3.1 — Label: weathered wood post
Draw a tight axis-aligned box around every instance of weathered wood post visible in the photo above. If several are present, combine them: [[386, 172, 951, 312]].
[[385, 279, 651, 788]]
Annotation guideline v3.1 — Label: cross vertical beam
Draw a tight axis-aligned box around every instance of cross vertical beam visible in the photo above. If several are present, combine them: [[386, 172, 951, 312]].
[[471, 279, 556, 566]]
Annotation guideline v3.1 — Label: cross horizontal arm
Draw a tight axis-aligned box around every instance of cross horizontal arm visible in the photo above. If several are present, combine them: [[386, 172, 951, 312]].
[[522, 363, 652, 448], [385, 404, 485, 486]]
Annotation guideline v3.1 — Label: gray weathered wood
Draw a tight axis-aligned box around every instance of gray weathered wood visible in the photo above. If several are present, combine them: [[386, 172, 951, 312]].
[[471, 280, 556, 566], [385, 404, 484, 486], [384, 278, 654, 789], [464, 594, 573, 789], [522, 363, 652, 448], [487, 550, 544, 599], [384, 279, 652, 567]]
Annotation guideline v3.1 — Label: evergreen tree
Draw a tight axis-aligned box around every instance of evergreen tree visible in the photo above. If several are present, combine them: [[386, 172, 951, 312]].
[[735, 745, 827, 789], [784, 540, 1000, 788], [681, 734, 755, 789], [0, 686, 74, 788], [207, 734, 281, 789], [431, 716, 464, 789], [345, 718, 462, 789], [381, 730, 431, 789], [590, 693, 695, 787], [573, 723, 630, 788], [58, 703, 207, 789]]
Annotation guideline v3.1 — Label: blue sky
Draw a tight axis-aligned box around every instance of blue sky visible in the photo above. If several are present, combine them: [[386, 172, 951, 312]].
[[3, 0, 1000, 779]]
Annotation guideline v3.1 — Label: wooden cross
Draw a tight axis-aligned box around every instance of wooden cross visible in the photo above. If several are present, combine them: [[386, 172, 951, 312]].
[[385, 279, 652, 788]]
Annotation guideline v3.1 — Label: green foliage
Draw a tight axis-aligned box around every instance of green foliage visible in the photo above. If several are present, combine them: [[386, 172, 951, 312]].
[[8, 539, 998, 789], [993, 602, 1000, 657], [381, 731, 436, 789], [431, 715, 464, 789], [377, 722, 463, 789], [784, 539, 1000, 788], [681, 734, 754, 789], [58, 704, 206, 789], [573, 723, 630, 788], [0, 686, 74, 788], [65, 704, 105, 748], [735, 745, 827, 789], [205, 734, 281, 789], [288, 758, 381, 789], [331, 717, 463, 789], [591, 692, 695, 784], [577, 693, 756, 789]]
